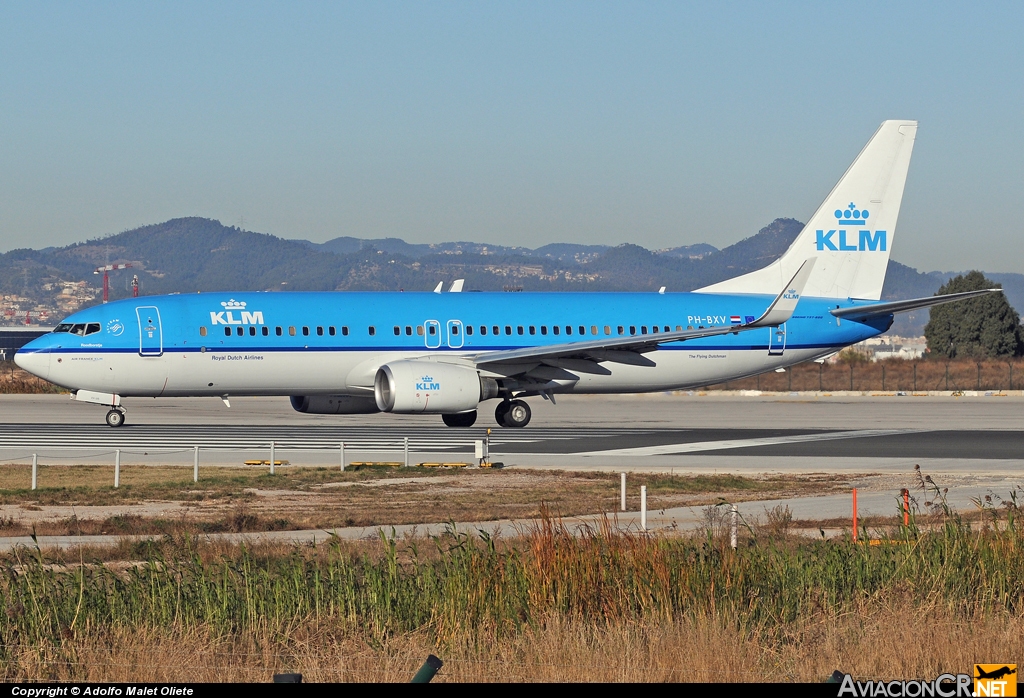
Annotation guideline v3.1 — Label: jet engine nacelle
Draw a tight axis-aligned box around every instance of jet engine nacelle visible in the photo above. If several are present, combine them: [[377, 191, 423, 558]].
[[374, 361, 498, 414], [289, 395, 381, 414]]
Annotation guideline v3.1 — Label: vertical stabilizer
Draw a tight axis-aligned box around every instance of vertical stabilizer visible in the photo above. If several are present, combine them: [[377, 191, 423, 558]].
[[698, 120, 917, 300]]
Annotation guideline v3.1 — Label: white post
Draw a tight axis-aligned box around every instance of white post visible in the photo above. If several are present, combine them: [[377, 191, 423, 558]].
[[640, 485, 647, 532], [114, 449, 120, 489], [193, 446, 199, 483], [31, 454, 38, 491], [620, 472, 626, 511], [486, 428, 491, 460], [730, 504, 738, 550], [270, 440, 276, 475], [340, 442, 345, 470], [474, 440, 484, 466], [404, 436, 409, 468]]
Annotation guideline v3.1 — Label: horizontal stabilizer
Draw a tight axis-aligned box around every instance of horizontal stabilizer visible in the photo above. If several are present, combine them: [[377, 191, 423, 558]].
[[830, 288, 1002, 321]]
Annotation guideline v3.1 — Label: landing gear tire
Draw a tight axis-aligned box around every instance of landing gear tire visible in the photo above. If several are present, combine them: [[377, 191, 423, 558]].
[[105, 409, 126, 428], [494, 401, 510, 426], [500, 399, 531, 428], [442, 410, 477, 428]]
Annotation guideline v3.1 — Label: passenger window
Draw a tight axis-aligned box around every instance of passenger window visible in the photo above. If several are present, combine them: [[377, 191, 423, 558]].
[[428, 325, 436, 335], [651, 326, 658, 334], [493, 326, 500, 335], [276, 326, 283, 336], [249, 326, 256, 336], [505, 326, 512, 335], [368, 326, 376, 336], [641, 326, 648, 334], [199, 327, 208, 337], [565, 326, 572, 335], [480, 326, 487, 335], [317, 326, 324, 336], [452, 325, 459, 335], [553, 326, 560, 335], [302, 326, 310, 336], [664, 326, 671, 333], [393, 326, 400, 336], [405, 326, 412, 335], [687, 325, 694, 330], [416, 325, 424, 336], [289, 326, 296, 336], [529, 326, 536, 335], [617, 326, 624, 335], [262, 326, 269, 336], [675, 326, 682, 332], [342, 326, 349, 336], [517, 326, 524, 335], [466, 326, 473, 335], [540, 326, 547, 335], [629, 326, 636, 335], [591, 326, 598, 335], [604, 326, 611, 335], [579, 326, 586, 335], [237, 327, 244, 336], [224, 327, 232, 337], [329, 326, 336, 336]]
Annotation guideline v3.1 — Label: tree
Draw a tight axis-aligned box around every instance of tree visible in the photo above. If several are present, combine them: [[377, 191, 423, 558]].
[[924, 271, 1022, 358]]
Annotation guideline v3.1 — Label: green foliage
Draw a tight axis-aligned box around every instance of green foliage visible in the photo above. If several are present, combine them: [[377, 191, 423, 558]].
[[924, 271, 1022, 358]]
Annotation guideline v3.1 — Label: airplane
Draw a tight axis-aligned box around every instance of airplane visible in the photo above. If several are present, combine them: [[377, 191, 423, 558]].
[[14, 120, 998, 429]]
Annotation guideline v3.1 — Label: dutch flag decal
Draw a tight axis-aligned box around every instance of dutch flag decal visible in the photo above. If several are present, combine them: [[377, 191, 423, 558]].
[[730, 315, 742, 324]]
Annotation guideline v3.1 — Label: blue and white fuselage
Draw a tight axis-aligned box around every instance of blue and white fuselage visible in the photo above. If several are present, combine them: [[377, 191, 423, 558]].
[[14, 289, 889, 398]]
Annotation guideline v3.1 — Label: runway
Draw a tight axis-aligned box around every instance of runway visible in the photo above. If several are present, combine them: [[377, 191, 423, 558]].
[[1, 393, 1022, 475]]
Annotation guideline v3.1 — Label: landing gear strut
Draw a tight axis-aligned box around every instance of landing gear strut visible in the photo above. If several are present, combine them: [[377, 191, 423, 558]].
[[442, 410, 477, 428], [495, 399, 531, 428], [105, 408, 126, 428]]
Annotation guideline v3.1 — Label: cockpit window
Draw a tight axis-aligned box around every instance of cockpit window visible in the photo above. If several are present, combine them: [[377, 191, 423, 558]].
[[70, 324, 87, 336], [85, 323, 101, 336], [53, 323, 73, 333]]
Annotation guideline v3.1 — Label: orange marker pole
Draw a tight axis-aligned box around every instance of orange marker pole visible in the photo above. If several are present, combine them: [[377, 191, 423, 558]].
[[903, 489, 910, 527], [852, 488, 858, 542]]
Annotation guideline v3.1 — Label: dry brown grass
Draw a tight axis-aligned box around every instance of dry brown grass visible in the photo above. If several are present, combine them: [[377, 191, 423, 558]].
[[0, 465, 841, 536], [709, 357, 1024, 392], [9, 604, 1022, 682]]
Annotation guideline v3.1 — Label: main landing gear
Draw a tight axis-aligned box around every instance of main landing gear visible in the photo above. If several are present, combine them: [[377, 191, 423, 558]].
[[441, 410, 478, 428], [105, 408, 126, 428], [495, 399, 531, 428]]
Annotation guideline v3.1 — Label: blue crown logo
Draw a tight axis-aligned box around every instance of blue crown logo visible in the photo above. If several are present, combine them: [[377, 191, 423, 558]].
[[834, 202, 869, 226], [421, 375, 433, 382], [221, 299, 247, 310]]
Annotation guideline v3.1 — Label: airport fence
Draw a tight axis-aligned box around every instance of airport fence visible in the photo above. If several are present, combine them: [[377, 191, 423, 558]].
[[708, 357, 1024, 393]]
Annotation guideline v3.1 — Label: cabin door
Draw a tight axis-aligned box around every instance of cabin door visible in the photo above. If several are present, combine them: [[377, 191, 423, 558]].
[[136, 306, 163, 357], [767, 323, 786, 356]]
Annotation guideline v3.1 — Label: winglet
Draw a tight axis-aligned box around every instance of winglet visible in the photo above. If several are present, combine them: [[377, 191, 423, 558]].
[[748, 258, 815, 327], [448, 279, 465, 293], [432, 282, 443, 294]]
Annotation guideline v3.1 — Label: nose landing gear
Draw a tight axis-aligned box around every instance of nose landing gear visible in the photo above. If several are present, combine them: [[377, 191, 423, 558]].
[[105, 408, 126, 428], [495, 399, 531, 428]]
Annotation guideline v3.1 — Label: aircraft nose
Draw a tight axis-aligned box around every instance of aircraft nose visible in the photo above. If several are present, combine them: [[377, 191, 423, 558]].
[[14, 343, 51, 380]]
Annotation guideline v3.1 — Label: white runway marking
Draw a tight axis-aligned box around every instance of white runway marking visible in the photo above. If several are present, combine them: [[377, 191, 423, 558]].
[[574, 429, 923, 456]]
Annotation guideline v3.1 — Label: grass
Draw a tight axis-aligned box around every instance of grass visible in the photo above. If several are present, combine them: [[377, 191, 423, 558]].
[[0, 465, 839, 535], [0, 495, 1021, 681]]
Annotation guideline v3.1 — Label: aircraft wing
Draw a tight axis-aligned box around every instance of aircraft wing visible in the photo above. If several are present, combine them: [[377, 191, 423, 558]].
[[830, 288, 1002, 321], [471, 258, 815, 371]]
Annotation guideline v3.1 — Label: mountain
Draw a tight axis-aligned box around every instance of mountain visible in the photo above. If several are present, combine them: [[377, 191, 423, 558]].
[[2, 216, 1019, 338]]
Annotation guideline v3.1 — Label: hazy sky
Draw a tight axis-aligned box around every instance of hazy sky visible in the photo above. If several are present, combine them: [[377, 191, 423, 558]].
[[1, 2, 1021, 272]]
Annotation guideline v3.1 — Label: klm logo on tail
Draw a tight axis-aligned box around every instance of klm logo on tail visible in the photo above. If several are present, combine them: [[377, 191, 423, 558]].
[[815, 203, 887, 252]]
